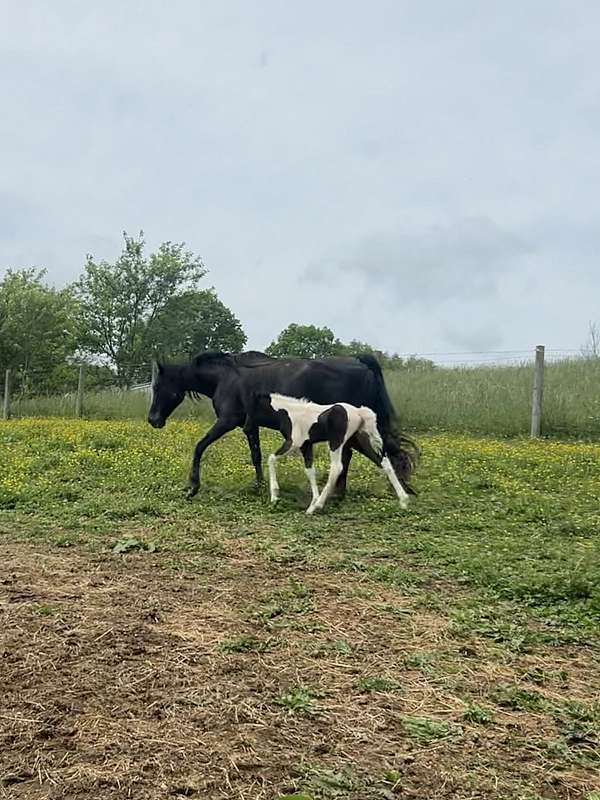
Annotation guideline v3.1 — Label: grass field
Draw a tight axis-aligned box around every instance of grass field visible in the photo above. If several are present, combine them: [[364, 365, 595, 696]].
[[387, 357, 600, 438], [9, 357, 600, 439], [1, 418, 599, 799]]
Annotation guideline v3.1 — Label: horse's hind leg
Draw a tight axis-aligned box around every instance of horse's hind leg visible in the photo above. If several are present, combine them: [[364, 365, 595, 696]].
[[301, 442, 319, 507], [268, 439, 293, 503], [244, 424, 263, 487]]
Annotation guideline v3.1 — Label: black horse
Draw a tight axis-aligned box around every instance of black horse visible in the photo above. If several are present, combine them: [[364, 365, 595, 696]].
[[147, 350, 417, 500]]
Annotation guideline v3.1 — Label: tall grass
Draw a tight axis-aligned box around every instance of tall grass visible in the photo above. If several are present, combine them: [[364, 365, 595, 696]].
[[4, 358, 600, 439], [388, 358, 600, 438], [8, 389, 214, 424]]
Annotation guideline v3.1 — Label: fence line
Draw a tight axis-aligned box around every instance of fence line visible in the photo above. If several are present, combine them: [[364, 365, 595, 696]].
[[75, 364, 85, 418], [3, 369, 10, 420], [3, 346, 598, 437], [530, 345, 545, 438], [1, 345, 561, 436], [390, 347, 580, 357]]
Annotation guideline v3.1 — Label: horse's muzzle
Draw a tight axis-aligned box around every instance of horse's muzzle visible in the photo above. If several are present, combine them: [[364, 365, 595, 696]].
[[147, 415, 165, 429]]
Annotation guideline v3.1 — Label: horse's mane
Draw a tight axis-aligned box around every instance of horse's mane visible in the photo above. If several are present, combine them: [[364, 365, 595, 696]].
[[191, 350, 275, 368], [191, 351, 234, 367], [233, 350, 276, 366]]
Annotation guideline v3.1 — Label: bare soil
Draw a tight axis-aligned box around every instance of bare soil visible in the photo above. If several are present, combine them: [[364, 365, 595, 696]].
[[1, 541, 597, 800]]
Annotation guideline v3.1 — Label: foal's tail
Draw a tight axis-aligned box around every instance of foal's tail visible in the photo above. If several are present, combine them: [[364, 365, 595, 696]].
[[356, 354, 419, 494]]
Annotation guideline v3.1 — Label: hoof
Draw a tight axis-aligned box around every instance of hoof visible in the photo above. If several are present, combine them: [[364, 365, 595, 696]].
[[186, 485, 199, 500]]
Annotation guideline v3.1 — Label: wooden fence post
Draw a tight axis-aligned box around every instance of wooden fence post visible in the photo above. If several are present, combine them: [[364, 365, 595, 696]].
[[2, 369, 10, 420], [530, 345, 545, 437], [75, 364, 85, 418]]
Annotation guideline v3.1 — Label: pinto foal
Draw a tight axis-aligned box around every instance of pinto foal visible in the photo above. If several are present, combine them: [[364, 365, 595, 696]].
[[247, 393, 411, 514]]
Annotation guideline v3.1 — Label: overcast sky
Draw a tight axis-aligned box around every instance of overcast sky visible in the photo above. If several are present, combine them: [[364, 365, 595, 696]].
[[1, 1, 599, 360]]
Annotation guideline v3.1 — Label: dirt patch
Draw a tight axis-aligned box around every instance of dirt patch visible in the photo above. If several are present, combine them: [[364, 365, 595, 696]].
[[0, 542, 597, 799]]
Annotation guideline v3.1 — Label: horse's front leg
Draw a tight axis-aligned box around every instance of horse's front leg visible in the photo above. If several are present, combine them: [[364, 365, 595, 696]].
[[244, 424, 263, 487], [187, 417, 240, 499]]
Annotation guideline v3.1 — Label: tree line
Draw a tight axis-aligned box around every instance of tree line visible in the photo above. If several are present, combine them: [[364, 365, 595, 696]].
[[0, 232, 433, 396], [265, 323, 434, 371]]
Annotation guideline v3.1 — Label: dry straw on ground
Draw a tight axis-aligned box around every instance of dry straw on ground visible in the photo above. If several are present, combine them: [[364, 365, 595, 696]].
[[1, 543, 597, 799]]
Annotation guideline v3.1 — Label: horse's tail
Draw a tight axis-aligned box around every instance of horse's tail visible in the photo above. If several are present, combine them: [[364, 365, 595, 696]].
[[355, 354, 419, 494], [357, 407, 384, 457]]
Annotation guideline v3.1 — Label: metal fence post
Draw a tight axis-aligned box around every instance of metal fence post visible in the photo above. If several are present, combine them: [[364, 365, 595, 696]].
[[530, 345, 545, 437], [75, 364, 85, 418], [2, 369, 10, 420]]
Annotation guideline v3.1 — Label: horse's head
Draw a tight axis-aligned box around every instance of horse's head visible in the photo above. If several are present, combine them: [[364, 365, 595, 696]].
[[147, 362, 186, 429]]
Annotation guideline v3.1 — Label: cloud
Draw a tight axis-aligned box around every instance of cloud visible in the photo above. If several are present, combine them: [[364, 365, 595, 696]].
[[1, 2, 599, 356], [304, 217, 532, 306], [441, 320, 504, 353]]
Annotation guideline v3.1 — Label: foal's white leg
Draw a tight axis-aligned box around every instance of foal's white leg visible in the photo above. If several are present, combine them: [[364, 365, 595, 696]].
[[381, 456, 410, 509], [268, 443, 295, 503], [268, 453, 280, 502], [307, 446, 344, 514], [304, 466, 320, 504]]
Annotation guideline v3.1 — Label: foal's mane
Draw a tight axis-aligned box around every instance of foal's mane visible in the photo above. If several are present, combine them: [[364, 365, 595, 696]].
[[270, 393, 312, 406]]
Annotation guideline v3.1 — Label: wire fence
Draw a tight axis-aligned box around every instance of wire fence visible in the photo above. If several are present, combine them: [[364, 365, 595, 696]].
[[392, 348, 581, 366], [1, 347, 599, 438]]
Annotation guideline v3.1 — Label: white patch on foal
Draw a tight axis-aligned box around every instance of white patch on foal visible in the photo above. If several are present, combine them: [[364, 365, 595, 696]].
[[269, 394, 327, 449], [304, 466, 319, 503], [268, 453, 280, 502]]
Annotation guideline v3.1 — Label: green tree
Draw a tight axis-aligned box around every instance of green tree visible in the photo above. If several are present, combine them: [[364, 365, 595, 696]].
[[343, 339, 378, 356], [74, 232, 207, 385], [0, 269, 78, 394], [342, 340, 435, 370], [266, 323, 346, 359], [265, 323, 437, 369], [150, 288, 247, 357]]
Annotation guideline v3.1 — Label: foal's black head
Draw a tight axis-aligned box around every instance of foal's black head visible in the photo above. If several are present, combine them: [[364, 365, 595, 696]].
[[147, 363, 186, 429]]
